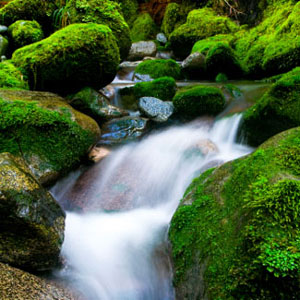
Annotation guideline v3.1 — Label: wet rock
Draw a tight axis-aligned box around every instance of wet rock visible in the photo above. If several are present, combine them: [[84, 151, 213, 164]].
[[128, 41, 157, 61], [118, 61, 141, 81], [99, 85, 115, 102], [184, 139, 219, 159], [0, 262, 79, 299], [133, 73, 153, 82], [156, 51, 174, 59], [156, 33, 167, 44], [98, 116, 149, 145], [138, 97, 174, 122], [88, 146, 111, 163], [0, 25, 7, 34], [70, 87, 128, 122], [0, 34, 8, 56], [181, 52, 206, 79], [0, 89, 100, 186], [0, 153, 65, 272]]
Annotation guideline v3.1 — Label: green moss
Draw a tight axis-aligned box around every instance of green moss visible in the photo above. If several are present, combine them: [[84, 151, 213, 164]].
[[240, 67, 300, 146], [170, 8, 239, 58], [161, 3, 184, 39], [12, 23, 120, 94], [0, 61, 28, 89], [112, 0, 138, 26], [0, 89, 100, 184], [216, 73, 228, 83], [8, 20, 44, 50], [169, 127, 300, 299], [134, 59, 181, 80], [130, 13, 158, 43], [172, 85, 225, 118], [0, 0, 57, 27], [235, 1, 300, 78], [64, 0, 131, 59]]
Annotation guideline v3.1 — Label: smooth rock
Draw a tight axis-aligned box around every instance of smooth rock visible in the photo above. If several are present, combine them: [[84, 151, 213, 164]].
[[156, 32, 167, 44], [0, 35, 8, 56], [138, 97, 174, 122], [88, 146, 111, 163], [181, 52, 206, 78], [99, 85, 116, 102], [0, 25, 8, 33], [98, 116, 149, 145], [156, 51, 174, 59], [128, 41, 157, 61], [0, 153, 65, 272]]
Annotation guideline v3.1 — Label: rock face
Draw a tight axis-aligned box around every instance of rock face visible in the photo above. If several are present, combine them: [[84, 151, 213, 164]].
[[70, 87, 128, 122], [98, 116, 149, 145], [240, 67, 300, 146], [128, 41, 157, 61], [0, 262, 77, 299], [169, 127, 300, 299], [0, 153, 65, 272], [12, 23, 120, 94], [65, 0, 131, 59], [0, 89, 100, 186], [173, 85, 225, 119], [139, 97, 174, 122]]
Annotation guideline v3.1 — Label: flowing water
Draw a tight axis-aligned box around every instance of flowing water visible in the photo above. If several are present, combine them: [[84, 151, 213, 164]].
[[53, 114, 252, 300]]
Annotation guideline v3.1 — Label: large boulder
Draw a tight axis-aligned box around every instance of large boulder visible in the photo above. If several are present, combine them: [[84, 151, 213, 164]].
[[112, 0, 138, 26], [172, 85, 225, 119], [161, 3, 184, 38], [240, 67, 300, 146], [64, 0, 131, 59], [0, 61, 28, 89], [169, 127, 300, 299], [8, 20, 44, 50], [12, 23, 120, 94], [69, 87, 128, 122], [0, 262, 77, 299], [134, 59, 181, 80], [0, 89, 100, 185], [169, 8, 239, 59], [0, 153, 65, 272]]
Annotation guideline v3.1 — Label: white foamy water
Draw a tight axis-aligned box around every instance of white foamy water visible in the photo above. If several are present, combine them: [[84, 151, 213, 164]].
[[58, 114, 252, 300]]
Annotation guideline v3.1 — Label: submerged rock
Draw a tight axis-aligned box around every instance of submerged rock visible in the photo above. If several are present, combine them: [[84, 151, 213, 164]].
[[12, 23, 120, 94], [169, 127, 300, 299], [70, 87, 128, 122], [0, 262, 78, 299], [139, 97, 174, 122], [128, 41, 157, 61], [0, 153, 65, 272], [0, 89, 100, 186], [98, 116, 149, 145], [88, 146, 111, 163]]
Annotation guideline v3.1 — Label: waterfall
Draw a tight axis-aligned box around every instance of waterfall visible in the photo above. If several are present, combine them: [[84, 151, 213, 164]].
[[55, 114, 252, 300]]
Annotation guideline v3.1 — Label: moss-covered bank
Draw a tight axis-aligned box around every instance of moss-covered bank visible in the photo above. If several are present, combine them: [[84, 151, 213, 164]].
[[0, 61, 28, 89], [169, 126, 300, 299]]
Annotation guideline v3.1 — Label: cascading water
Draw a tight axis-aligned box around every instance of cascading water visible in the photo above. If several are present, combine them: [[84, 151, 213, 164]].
[[54, 114, 252, 300]]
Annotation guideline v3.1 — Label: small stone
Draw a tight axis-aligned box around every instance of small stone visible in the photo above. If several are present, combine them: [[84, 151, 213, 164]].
[[88, 146, 111, 163], [0, 25, 8, 34], [156, 33, 167, 44], [128, 41, 157, 61], [182, 52, 206, 72]]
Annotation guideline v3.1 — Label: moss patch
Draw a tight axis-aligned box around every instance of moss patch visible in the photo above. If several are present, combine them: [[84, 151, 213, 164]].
[[169, 127, 300, 299], [12, 23, 120, 94], [134, 59, 181, 80], [172, 85, 225, 119], [0, 61, 28, 89]]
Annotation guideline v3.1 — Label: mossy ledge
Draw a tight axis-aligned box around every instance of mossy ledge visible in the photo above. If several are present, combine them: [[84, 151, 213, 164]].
[[169, 126, 300, 299]]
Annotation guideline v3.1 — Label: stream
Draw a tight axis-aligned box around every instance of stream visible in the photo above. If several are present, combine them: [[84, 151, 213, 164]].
[[51, 64, 268, 299]]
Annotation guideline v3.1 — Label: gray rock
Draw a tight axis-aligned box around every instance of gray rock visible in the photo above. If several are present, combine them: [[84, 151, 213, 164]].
[[133, 73, 153, 82], [156, 51, 174, 59], [0, 35, 8, 56], [181, 52, 206, 78], [139, 97, 174, 122], [128, 41, 157, 61], [0, 25, 8, 34], [156, 33, 167, 44]]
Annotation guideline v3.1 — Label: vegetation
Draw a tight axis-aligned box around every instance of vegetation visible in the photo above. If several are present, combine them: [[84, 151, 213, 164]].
[[12, 23, 120, 94], [170, 127, 300, 299], [172, 85, 225, 118], [0, 61, 28, 89], [134, 59, 181, 80]]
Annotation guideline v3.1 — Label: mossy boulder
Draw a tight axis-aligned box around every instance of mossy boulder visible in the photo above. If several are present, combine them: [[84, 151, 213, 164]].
[[0, 61, 28, 89], [12, 23, 120, 94], [172, 85, 225, 119], [0, 34, 8, 55], [169, 126, 300, 299], [130, 13, 158, 43], [0, 0, 58, 27], [134, 59, 181, 80], [64, 0, 131, 59], [161, 3, 183, 39], [70, 87, 128, 122], [0, 152, 65, 272], [113, 0, 138, 26], [240, 67, 300, 146], [8, 20, 44, 50], [0, 89, 100, 185], [0, 262, 76, 299], [169, 8, 239, 59], [235, 1, 300, 78]]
